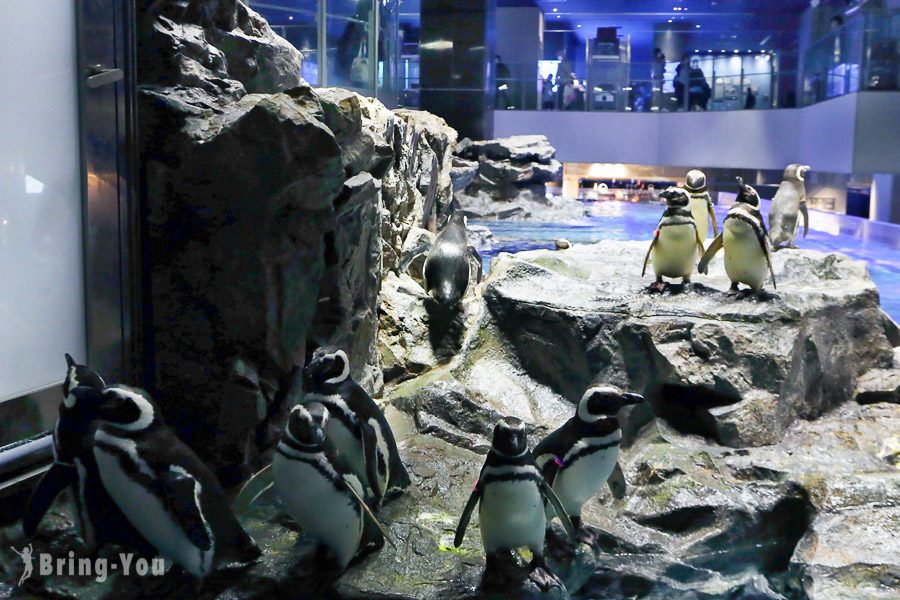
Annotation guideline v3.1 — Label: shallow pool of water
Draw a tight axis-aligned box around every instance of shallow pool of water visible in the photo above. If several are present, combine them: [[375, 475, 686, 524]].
[[473, 200, 900, 323]]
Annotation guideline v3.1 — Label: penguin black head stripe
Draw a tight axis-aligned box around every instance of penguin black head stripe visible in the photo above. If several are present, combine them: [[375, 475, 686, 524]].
[[63, 353, 106, 407], [285, 403, 329, 447], [78, 386, 159, 432], [305, 347, 350, 387], [578, 386, 645, 422], [735, 177, 760, 207], [659, 187, 690, 208], [492, 417, 527, 457]]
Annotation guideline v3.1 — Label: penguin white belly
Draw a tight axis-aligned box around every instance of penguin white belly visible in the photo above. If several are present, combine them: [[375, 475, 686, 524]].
[[690, 197, 710, 242], [325, 418, 367, 488], [93, 440, 212, 576], [724, 224, 768, 290], [553, 445, 620, 518], [653, 224, 697, 279], [479, 481, 546, 553], [273, 453, 362, 568]]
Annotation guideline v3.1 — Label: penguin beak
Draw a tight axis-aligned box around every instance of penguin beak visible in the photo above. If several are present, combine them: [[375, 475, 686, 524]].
[[620, 392, 645, 407]]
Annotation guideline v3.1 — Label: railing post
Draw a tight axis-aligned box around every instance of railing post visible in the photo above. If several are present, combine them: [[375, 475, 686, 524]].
[[317, 0, 326, 87]]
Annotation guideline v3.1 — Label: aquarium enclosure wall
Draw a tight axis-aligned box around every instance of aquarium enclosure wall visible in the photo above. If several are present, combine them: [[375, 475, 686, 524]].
[[1, 1, 899, 599]]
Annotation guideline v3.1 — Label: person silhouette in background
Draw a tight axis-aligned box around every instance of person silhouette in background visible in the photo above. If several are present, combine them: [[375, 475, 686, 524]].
[[542, 74, 555, 109], [745, 86, 757, 109], [496, 55, 512, 109], [555, 51, 573, 109]]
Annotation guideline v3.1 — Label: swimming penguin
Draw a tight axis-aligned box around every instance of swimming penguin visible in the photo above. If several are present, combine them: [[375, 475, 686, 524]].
[[768, 164, 811, 250], [533, 386, 644, 537], [23, 355, 153, 555], [303, 347, 410, 504], [699, 177, 777, 293], [72, 385, 261, 577], [685, 169, 718, 243], [423, 212, 479, 307], [273, 403, 387, 569], [454, 417, 575, 591], [642, 187, 706, 290]]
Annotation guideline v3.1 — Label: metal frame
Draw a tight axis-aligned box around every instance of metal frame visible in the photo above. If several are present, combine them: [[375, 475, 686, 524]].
[[0, 0, 138, 499]]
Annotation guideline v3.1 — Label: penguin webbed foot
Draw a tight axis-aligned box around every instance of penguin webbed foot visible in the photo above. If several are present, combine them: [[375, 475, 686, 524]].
[[527, 557, 565, 593], [647, 279, 668, 294]]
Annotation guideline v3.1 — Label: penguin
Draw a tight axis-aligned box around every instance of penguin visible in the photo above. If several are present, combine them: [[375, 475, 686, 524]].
[[423, 212, 479, 307], [685, 169, 718, 243], [642, 187, 705, 291], [454, 417, 575, 591], [272, 403, 386, 569], [699, 177, 777, 293], [303, 346, 410, 504], [72, 385, 261, 577], [533, 386, 644, 535], [23, 355, 153, 555], [768, 164, 811, 250]]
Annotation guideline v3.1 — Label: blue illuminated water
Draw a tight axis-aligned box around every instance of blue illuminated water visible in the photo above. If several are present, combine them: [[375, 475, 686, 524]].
[[473, 200, 900, 323]]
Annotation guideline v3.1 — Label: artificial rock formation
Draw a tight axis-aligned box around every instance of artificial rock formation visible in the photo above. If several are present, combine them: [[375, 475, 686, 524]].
[[137, 0, 456, 482], [452, 135, 584, 221]]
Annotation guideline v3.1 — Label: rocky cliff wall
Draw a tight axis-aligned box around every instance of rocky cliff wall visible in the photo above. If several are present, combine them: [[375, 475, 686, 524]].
[[137, 0, 456, 483]]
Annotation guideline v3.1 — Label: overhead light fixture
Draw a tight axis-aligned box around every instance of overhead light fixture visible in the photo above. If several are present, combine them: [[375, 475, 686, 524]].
[[668, 18, 673, 22], [556, 14, 561, 18], [696, 24, 701, 28], [552, 7, 558, 12], [733, 49, 740, 53], [577, 24, 582, 27], [289, 15, 294, 20]]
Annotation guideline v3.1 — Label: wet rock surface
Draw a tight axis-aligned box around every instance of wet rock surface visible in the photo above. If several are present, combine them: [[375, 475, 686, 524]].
[[451, 135, 580, 222]]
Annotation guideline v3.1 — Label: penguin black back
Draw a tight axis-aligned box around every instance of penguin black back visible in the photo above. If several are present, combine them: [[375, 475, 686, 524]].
[[423, 213, 470, 307]]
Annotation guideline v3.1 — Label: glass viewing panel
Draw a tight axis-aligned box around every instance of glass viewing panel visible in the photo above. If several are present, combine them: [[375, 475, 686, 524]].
[[0, 0, 86, 402]]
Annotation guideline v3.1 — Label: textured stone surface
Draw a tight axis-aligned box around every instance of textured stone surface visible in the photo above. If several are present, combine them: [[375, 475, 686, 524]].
[[137, 1, 457, 483], [452, 135, 571, 220], [468, 242, 895, 447]]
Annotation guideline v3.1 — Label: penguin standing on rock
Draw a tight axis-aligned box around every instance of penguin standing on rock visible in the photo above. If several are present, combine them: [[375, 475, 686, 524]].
[[272, 403, 387, 569], [533, 386, 644, 541], [423, 213, 481, 307], [642, 187, 706, 291], [303, 347, 410, 505], [769, 164, 811, 250], [685, 169, 718, 243], [454, 417, 575, 592], [23, 355, 152, 555], [73, 385, 261, 577], [699, 177, 777, 294]]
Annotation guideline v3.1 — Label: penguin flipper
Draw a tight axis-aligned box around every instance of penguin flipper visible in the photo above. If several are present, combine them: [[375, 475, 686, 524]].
[[468, 246, 483, 283], [23, 462, 78, 536], [693, 224, 705, 255], [708, 200, 719, 238], [398, 240, 432, 277], [762, 239, 777, 290], [641, 235, 658, 277], [607, 462, 627, 500], [538, 477, 576, 540], [453, 485, 481, 547], [800, 202, 809, 238], [360, 422, 384, 501], [158, 467, 214, 552], [698, 234, 723, 275], [342, 476, 394, 549], [233, 463, 274, 516]]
